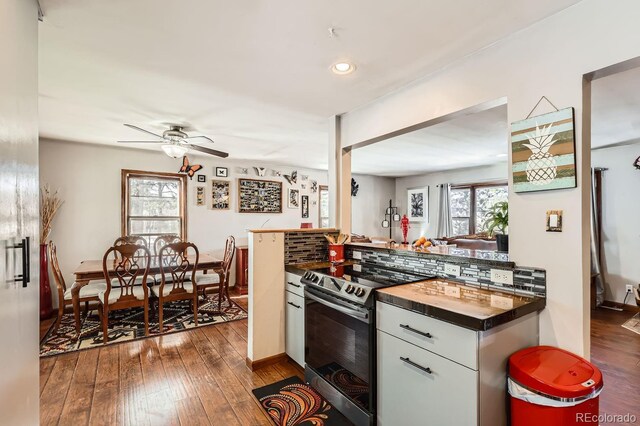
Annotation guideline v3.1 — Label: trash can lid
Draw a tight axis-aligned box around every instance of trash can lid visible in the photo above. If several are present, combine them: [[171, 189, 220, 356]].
[[509, 346, 603, 399]]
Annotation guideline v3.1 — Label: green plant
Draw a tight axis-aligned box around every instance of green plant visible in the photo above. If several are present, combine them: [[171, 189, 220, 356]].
[[483, 201, 508, 236]]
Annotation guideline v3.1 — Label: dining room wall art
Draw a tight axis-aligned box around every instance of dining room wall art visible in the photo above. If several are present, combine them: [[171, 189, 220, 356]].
[[511, 107, 576, 193], [238, 178, 282, 213], [197, 174, 206, 183], [351, 177, 359, 196], [284, 171, 297, 185], [407, 187, 428, 222], [634, 155, 640, 170], [211, 179, 230, 210], [310, 181, 318, 193], [215, 167, 228, 177], [178, 155, 203, 180], [196, 186, 205, 206], [288, 188, 300, 208], [301, 195, 309, 218]]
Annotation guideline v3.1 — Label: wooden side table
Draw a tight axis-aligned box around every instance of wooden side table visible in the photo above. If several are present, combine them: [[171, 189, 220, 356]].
[[233, 246, 249, 295]]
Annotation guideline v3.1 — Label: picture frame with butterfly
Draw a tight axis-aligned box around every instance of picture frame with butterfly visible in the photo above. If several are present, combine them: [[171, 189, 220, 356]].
[[284, 170, 297, 185], [178, 156, 203, 180]]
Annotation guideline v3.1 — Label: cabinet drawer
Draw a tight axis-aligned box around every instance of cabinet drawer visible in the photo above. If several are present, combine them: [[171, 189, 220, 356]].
[[377, 330, 478, 426], [377, 302, 478, 369], [285, 291, 305, 367], [285, 272, 304, 297]]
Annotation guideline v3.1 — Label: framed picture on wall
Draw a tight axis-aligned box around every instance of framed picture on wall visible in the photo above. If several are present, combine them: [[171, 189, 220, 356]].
[[211, 179, 230, 210], [215, 167, 228, 178], [238, 178, 282, 213], [301, 195, 309, 218], [288, 188, 300, 209], [407, 187, 428, 222]]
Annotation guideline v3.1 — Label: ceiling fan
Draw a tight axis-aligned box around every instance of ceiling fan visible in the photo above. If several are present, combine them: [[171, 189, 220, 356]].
[[118, 124, 229, 158]]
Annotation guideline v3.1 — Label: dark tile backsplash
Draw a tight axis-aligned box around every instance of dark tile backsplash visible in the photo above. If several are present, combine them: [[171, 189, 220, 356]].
[[285, 231, 329, 264], [346, 247, 546, 298]]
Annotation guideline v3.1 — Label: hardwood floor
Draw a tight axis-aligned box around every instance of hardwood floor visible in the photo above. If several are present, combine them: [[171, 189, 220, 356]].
[[40, 297, 303, 426], [590, 307, 640, 423]]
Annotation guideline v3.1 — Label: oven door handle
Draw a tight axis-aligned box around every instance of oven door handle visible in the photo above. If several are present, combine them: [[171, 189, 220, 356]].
[[304, 289, 369, 321]]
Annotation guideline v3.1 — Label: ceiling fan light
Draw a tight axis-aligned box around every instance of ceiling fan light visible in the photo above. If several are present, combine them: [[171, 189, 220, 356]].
[[161, 143, 188, 158]]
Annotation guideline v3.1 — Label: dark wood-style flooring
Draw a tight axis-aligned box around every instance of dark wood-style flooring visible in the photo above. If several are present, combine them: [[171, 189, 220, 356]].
[[590, 307, 640, 423], [39, 297, 303, 425]]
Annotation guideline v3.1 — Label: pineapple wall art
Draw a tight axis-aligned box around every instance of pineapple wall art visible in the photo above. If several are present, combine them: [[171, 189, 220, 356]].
[[511, 107, 577, 193]]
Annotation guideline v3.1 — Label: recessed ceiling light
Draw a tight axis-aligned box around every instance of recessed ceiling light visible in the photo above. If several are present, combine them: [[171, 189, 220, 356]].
[[331, 62, 356, 75]]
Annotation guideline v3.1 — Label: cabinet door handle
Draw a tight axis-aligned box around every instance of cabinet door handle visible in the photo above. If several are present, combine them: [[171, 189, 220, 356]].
[[287, 281, 301, 288], [399, 323, 432, 338], [400, 357, 432, 374], [287, 301, 301, 309]]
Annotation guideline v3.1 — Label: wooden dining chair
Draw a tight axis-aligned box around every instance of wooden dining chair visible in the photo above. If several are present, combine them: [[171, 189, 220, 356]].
[[49, 241, 107, 335], [151, 241, 199, 333], [113, 235, 150, 284], [99, 243, 151, 343], [153, 235, 181, 256], [195, 235, 235, 313]]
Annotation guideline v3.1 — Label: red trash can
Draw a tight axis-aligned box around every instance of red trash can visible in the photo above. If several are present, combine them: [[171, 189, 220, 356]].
[[508, 346, 603, 426]]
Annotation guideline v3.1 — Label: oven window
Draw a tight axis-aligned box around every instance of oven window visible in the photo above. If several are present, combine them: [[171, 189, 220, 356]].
[[305, 296, 371, 410]]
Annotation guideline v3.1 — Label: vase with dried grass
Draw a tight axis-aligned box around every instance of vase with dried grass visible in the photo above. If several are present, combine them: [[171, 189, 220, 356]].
[[40, 185, 63, 320]]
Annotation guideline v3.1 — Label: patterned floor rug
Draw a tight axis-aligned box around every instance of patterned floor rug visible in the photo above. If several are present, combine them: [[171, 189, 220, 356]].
[[252, 376, 352, 426], [40, 294, 247, 357], [622, 313, 640, 336]]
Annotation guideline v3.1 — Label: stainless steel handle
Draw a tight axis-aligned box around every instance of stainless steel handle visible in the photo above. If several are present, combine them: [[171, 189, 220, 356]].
[[8, 237, 30, 287], [287, 281, 301, 288], [304, 290, 369, 320], [287, 301, 301, 309], [400, 323, 432, 338], [400, 357, 432, 374]]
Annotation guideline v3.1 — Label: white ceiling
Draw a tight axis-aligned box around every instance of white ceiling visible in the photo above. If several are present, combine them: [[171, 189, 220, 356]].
[[352, 105, 508, 177], [592, 65, 640, 149], [39, 0, 582, 169]]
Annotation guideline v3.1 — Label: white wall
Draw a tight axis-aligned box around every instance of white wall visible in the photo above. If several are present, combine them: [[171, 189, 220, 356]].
[[39, 138, 330, 303], [338, 0, 640, 357], [592, 143, 640, 305], [350, 173, 396, 238], [394, 163, 507, 241]]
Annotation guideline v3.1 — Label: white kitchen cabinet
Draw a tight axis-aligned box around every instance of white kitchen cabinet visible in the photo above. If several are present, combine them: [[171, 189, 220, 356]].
[[285, 271, 304, 297], [376, 301, 540, 426], [377, 330, 478, 426], [285, 289, 305, 367]]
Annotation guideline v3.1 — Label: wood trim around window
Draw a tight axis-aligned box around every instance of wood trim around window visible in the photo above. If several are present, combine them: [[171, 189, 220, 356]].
[[121, 169, 188, 240], [318, 185, 329, 226], [450, 180, 507, 235]]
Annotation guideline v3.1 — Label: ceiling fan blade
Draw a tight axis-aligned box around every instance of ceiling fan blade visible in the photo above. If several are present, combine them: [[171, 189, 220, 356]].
[[117, 140, 164, 143], [184, 135, 215, 144], [189, 144, 229, 158], [124, 123, 163, 138]]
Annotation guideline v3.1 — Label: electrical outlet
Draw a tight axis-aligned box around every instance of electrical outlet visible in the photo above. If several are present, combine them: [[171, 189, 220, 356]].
[[491, 269, 513, 285], [444, 286, 461, 298], [352, 251, 362, 260], [444, 264, 460, 276], [626, 284, 634, 293]]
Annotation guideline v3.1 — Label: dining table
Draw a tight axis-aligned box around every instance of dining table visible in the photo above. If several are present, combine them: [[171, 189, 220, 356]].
[[70, 253, 223, 333]]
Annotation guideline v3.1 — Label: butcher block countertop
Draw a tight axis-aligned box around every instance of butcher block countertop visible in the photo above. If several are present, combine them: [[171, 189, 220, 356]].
[[376, 278, 545, 331]]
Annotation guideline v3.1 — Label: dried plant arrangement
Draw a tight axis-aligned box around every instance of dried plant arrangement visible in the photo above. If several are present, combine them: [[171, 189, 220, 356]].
[[40, 185, 63, 242]]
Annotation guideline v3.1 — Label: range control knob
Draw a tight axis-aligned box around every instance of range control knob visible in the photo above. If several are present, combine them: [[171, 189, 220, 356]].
[[345, 285, 355, 294], [355, 287, 366, 297]]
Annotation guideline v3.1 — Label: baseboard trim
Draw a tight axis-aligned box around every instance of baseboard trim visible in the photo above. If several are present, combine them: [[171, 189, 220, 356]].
[[246, 353, 288, 371], [601, 300, 639, 313]]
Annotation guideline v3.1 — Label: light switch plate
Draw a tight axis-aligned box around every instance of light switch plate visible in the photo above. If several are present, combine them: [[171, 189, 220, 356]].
[[352, 251, 362, 260], [546, 210, 563, 232], [444, 264, 461, 276], [491, 269, 513, 285]]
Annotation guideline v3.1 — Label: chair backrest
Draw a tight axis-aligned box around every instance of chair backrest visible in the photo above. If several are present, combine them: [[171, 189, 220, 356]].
[[48, 241, 66, 301], [102, 243, 150, 304], [154, 234, 181, 256], [220, 236, 236, 281], [114, 236, 148, 260], [158, 241, 199, 296]]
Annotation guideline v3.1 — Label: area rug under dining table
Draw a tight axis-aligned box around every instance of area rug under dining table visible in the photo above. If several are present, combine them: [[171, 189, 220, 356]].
[[40, 294, 247, 357]]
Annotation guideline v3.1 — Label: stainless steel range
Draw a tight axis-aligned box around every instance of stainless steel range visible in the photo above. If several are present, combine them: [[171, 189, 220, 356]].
[[301, 264, 434, 426]]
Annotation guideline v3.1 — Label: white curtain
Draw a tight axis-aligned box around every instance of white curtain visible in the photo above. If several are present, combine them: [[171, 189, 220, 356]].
[[436, 184, 453, 238]]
